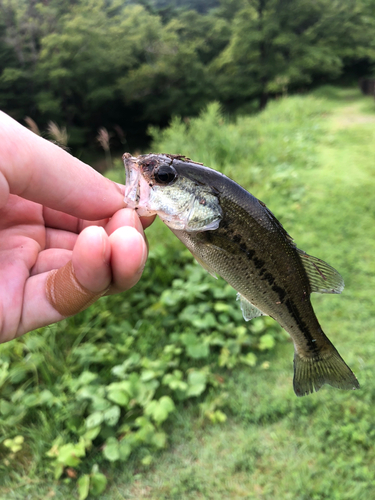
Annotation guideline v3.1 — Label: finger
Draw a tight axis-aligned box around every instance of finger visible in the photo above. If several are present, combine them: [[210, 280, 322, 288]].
[[109, 226, 148, 293], [43, 207, 81, 232], [71, 226, 111, 292], [45, 228, 78, 250], [105, 208, 145, 237], [43, 206, 109, 233], [0, 111, 124, 219], [30, 248, 72, 275], [18, 226, 112, 335], [14, 223, 149, 337]]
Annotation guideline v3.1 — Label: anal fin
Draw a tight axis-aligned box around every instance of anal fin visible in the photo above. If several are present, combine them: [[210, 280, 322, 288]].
[[236, 293, 266, 321]]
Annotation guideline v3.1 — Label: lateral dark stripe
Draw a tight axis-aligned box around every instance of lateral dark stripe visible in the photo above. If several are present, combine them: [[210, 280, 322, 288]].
[[285, 298, 319, 353]]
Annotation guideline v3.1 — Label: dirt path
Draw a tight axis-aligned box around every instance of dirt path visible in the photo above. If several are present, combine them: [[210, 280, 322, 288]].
[[329, 91, 375, 129]]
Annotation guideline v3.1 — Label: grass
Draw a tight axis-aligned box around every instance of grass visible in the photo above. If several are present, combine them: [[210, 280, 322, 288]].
[[105, 87, 375, 499], [2, 86, 375, 499]]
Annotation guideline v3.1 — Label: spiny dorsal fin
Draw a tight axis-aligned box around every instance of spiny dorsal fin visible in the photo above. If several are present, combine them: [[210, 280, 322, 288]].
[[297, 249, 344, 294], [236, 293, 267, 321]]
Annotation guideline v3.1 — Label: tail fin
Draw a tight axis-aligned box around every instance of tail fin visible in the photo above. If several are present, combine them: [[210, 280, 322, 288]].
[[293, 348, 359, 397]]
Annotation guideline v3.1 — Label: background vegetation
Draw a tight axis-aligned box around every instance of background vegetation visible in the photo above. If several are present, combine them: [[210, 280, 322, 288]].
[[1, 86, 375, 499], [1, 0, 375, 498], [1, 0, 375, 151]]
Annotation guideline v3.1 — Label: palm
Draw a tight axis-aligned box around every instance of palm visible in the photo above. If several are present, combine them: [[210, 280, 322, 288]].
[[0, 196, 45, 336], [0, 111, 152, 343], [0, 194, 152, 342]]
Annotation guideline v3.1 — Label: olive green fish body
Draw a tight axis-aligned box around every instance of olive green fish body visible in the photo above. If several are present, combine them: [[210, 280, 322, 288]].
[[123, 153, 359, 396]]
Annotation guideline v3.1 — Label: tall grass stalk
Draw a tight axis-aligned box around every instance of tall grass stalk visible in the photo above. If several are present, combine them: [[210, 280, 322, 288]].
[[97, 127, 112, 170]]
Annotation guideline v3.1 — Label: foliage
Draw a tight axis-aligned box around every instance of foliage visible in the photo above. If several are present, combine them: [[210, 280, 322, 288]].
[[150, 95, 325, 214], [213, 0, 375, 110], [2, 86, 375, 499], [103, 87, 375, 500], [0, 234, 282, 496], [1, 0, 375, 149]]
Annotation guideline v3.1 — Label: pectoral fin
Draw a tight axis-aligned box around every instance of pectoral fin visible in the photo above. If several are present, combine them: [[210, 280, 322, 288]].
[[236, 293, 266, 321], [297, 249, 344, 294]]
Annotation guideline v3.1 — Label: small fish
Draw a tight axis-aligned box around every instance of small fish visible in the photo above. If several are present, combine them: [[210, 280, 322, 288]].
[[123, 153, 359, 397]]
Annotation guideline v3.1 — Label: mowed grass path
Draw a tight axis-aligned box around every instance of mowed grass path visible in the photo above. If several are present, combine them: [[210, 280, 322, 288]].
[[106, 89, 375, 499]]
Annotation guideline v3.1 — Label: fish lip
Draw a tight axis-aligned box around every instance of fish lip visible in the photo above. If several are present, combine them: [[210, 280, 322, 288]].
[[123, 154, 140, 208], [122, 153, 154, 216]]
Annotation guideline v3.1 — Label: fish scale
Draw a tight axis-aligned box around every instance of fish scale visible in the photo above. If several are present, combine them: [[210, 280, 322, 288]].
[[123, 152, 359, 397]]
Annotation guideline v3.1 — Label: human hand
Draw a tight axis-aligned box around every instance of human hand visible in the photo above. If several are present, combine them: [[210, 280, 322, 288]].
[[0, 111, 154, 343]]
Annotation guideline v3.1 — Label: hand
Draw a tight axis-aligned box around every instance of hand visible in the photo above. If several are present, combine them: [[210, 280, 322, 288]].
[[0, 111, 154, 343]]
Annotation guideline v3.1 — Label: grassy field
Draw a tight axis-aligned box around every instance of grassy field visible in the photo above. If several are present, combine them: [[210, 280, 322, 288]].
[[106, 88, 375, 499], [1, 87, 375, 499]]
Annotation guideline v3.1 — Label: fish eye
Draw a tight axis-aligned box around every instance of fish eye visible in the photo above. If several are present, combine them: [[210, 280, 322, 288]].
[[154, 164, 177, 185]]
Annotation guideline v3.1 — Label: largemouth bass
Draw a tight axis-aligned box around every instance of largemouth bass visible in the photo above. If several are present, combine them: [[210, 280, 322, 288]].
[[123, 152, 359, 397]]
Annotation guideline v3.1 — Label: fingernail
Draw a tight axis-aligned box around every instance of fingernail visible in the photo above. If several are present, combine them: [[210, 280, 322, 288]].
[[137, 232, 148, 273]]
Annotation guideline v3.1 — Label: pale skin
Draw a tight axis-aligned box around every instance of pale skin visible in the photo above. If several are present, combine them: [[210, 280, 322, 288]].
[[0, 111, 155, 343]]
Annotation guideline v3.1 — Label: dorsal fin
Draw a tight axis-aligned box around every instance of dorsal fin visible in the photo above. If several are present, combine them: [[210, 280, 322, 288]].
[[297, 249, 344, 294]]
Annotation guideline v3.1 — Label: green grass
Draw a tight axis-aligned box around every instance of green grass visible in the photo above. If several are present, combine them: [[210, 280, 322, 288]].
[[105, 88, 375, 499], [2, 87, 375, 499]]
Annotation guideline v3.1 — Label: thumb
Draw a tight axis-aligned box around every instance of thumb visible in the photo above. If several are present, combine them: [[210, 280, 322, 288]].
[[46, 226, 111, 316]]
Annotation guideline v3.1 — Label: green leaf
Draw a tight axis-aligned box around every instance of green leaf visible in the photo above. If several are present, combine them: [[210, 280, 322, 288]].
[[103, 437, 120, 462], [181, 333, 210, 359], [78, 371, 98, 386], [4, 435, 24, 453], [141, 455, 153, 465], [259, 334, 276, 351], [241, 352, 257, 367], [90, 472, 107, 496], [78, 474, 90, 500], [187, 342, 210, 359], [83, 426, 101, 442], [57, 440, 86, 467], [145, 396, 175, 424], [107, 389, 129, 407], [86, 411, 104, 429], [187, 371, 207, 397], [103, 405, 120, 427], [54, 463, 64, 480], [91, 396, 111, 411], [119, 440, 132, 461], [163, 371, 188, 392], [151, 431, 167, 449]]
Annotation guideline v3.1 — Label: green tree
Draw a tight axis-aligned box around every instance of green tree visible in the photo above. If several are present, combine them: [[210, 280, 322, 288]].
[[117, 9, 229, 123], [213, 0, 375, 109]]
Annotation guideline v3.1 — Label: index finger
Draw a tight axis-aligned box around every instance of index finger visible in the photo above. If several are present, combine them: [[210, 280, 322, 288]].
[[0, 111, 125, 220]]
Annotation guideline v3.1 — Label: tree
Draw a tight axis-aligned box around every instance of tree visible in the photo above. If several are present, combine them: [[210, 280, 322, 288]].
[[212, 0, 375, 109]]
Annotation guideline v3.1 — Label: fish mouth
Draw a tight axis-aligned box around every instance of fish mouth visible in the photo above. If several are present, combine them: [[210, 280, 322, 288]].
[[123, 153, 141, 208], [123, 153, 154, 216]]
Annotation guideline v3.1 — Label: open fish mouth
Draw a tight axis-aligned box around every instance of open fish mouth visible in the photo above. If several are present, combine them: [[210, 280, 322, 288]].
[[123, 153, 154, 216], [123, 153, 141, 209]]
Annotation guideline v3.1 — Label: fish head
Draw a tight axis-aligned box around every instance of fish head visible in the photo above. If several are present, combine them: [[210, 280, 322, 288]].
[[123, 153, 222, 232]]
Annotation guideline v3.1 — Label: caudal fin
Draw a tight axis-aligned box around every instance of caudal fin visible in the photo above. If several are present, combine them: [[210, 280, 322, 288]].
[[293, 348, 360, 397]]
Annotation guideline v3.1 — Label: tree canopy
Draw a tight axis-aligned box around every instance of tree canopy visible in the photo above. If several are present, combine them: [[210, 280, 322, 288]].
[[1, 0, 374, 149]]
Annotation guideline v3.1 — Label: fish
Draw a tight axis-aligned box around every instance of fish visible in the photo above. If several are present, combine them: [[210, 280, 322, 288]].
[[123, 152, 359, 397]]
